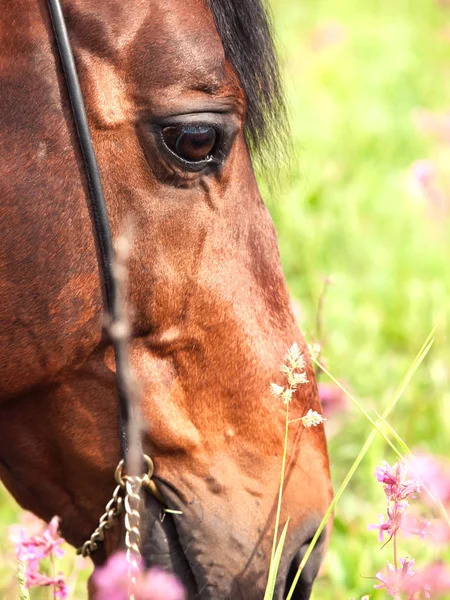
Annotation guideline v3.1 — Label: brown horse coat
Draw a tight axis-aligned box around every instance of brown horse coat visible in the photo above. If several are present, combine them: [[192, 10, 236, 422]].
[[0, 1, 332, 598]]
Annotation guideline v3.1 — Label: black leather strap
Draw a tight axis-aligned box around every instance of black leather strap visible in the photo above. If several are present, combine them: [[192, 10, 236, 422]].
[[47, 0, 132, 462]]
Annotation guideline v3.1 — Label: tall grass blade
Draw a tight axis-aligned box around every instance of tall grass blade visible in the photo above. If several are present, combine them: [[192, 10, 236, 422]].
[[285, 329, 435, 600], [312, 354, 430, 458], [17, 558, 30, 600], [263, 519, 290, 600], [269, 402, 290, 566]]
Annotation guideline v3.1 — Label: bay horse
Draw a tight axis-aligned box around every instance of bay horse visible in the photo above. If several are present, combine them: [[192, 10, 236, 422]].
[[0, 0, 332, 598]]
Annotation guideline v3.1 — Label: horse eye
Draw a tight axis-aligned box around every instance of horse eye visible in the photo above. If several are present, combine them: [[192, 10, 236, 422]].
[[162, 125, 217, 162]]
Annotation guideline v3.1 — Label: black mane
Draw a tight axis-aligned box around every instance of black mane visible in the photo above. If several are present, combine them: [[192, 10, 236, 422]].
[[208, 0, 287, 161]]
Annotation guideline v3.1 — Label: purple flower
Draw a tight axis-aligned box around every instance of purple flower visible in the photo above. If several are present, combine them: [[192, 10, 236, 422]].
[[10, 515, 67, 598], [93, 552, 186, 600], [141, 568, 186, 600], [404, 563, 450, 598], [400, 512, 430, 540], [12, 515, 65, 565], [375, 461, 421, 502], [371, 461, 424, 546], [374, 557, 415, 595], [369, 514, 395, 543], [318, 382, 349, 417], [371, 459, 449, 599], [427, 517, 450, 545], [93, 552, 132, 600], [27, 571, 67, 599], [408, 451, 450, 507]]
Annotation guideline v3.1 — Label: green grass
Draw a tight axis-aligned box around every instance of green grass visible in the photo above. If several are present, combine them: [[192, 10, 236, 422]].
[[268, 1, 450, 597], [1, 1, 450, 598]]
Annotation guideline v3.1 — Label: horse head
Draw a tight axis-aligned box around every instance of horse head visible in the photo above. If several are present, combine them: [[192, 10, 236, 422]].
[[0, 1, 332, 598]]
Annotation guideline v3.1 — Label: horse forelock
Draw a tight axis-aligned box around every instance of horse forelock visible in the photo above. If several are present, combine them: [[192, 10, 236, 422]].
[[208, 0, 288, 165]]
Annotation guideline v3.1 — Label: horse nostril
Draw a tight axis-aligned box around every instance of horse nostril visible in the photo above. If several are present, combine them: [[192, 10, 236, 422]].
[[284, 532, 326, 600]]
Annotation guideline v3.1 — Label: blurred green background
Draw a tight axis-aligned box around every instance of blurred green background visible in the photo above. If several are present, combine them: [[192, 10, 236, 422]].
[[268, 0, 450, 597], [1, 0, 449, 598]]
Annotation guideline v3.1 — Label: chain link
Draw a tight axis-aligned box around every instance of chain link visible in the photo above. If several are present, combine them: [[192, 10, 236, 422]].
[[77, 454, 162, 560], [123, 476, 143, 599], [77, 484, 123, 557]]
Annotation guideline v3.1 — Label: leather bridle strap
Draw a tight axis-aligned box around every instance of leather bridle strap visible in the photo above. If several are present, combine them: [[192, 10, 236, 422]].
[[46, 0, 135, 463]]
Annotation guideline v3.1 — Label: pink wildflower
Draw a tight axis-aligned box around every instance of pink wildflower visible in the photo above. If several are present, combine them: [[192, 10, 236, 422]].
[[27, 571, 67, 599], [369, 501, 415, 543], [10, 515, 67, 598], [370, 461, 421, 543], [369, 461, 448, 599], [142, 568, 187, 600], [318, 382, 348, 417], [427, 518, 450, 545], [404, 562, 450, 598], [375, 461, 421, 501], [12, 515, 65, 565], [408, 452, 450, 507], [93, 552, 186, 600], [93, 552, 132, 600], [369, 514, 396, 543], [375, 557, 416, 595], [400, 512, 429, 540]]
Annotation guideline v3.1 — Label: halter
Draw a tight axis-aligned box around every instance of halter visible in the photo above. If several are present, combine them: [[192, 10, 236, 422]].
[[46, 0, 164, 562]]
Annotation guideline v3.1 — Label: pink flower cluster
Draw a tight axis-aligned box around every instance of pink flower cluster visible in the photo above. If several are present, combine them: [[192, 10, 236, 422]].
[[10, 515, 67, 598], [404, 563, 450, 598], [318, 382, 348, 418], [370, 461, 421, 544], [374, 557, 416, 596], [408, 452, 450, 509], [408, 452, 450, 546], [370, 459, 450, 599], [93, 552, 186, 600]]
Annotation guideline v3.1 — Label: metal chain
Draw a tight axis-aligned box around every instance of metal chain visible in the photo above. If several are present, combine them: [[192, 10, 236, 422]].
[[123, 476, 144, 599], [77, 455, 162, 560], [77, 484, 123, 557]]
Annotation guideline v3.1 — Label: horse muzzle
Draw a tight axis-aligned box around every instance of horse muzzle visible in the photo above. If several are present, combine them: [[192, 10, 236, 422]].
[[138, 480, 327, 600]]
